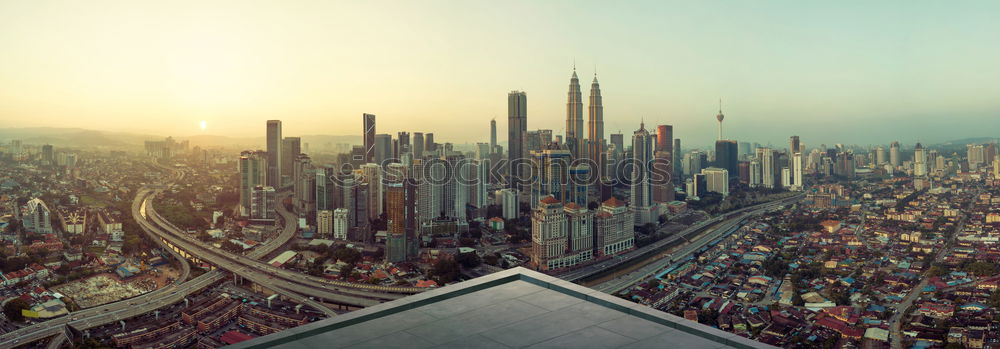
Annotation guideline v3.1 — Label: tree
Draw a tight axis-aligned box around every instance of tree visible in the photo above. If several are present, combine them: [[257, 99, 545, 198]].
[[455, 252, 481, 269], [339, 264, 355, 280], [483, 254, 499, 266], [428, 259, 461, 284], [3, 298, 30, 322]]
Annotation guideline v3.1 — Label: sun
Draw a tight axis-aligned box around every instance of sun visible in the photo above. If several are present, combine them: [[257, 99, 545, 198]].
[[199, 120, 207, 131]]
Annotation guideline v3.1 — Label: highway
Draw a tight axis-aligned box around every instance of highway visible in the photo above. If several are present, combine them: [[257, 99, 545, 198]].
[[0, 172, 223, 348], [556, 194, 803, 283], [592, 196, 800, 294], [0, 272, 224, 348], [133, 166, 425, 310], [137, 189, 381, 309]]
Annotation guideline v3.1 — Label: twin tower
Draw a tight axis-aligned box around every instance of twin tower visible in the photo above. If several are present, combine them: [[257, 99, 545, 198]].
[[565, 67, 604, 164]]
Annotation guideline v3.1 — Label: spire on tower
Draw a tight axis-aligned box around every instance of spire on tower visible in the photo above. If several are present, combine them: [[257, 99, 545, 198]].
[[716, 98, 725, 141]]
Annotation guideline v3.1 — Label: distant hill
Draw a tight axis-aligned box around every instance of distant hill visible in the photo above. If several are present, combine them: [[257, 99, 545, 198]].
[[0, 127, 364, 150], [0, 127, 154, 148]]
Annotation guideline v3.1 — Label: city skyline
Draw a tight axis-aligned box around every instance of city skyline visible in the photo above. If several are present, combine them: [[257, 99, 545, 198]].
[[2, 1, 1000, 147]]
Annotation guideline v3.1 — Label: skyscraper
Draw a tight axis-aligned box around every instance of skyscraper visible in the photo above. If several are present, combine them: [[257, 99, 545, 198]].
[[889, 141, 901, 168], [239, 150, 268, 216], [397, 131, 410, 156], [757, 148, 775, 189], [787, 136, 800, 188], [587, 73, 604, 173], [363, 113, 376, 163], [651, 150, 674, 203], [374, 134, 392, 165], [530, 149, 573, 208], [792, 152, 803, 191], [655, 125, 672, 153], [424, 133, 435, 154], [508, 91, 528, 189], [914, 143, 927, 177], [701, 167, 729, 197], [714, 140, 739, 176], [281, 136, 301, 182], [413, 132, 424, 159], [266, 120, 282, 188], [251, 185, 277, 221], [789, 136, 801, 155], [673, 138, 682, 178], [490, 119, 497, 155], [41, 144, 54, 164], [630, 122, 653, 225], [565, 68, 584, 158]]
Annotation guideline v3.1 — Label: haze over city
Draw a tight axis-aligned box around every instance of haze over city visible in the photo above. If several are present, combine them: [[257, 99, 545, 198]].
[[2, 1, 1000, 147]]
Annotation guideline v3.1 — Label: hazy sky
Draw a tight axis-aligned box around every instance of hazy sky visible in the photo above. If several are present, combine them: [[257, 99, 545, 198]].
[[1, 0, 998, 148]]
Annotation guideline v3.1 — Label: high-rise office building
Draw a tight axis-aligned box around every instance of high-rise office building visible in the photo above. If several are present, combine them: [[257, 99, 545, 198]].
[[361, 163, 382, 224], [266, 120, 283, 187], [967, 144, 985, 171], [749, 159, 762, 187], [413, 159, 442, 225], [530, 149, 573, 208], [610, 133, 624, 158], [565, 68, 584, 158], [292, 154, 313, 213], [239, 150, 268, 216], [413, 132, 424, 159], [673, 139, 682, 178], [508, 91, 528, 189], [251, 185, 277, 221], [630, 122, 654, 225], [653, 125, 674, 203], [41, 144, 54, 164], [757, 148, 775, 189], [385, 181, 416, 263], [397, 132, 410, 156], [655, 125, 672, 153], [363, 114, 376, 163], [281, 137, 301, 182], [792, 152, 803, 191], [914, 143, 927, 177], [474, 159, 490, 209], [496, 188, 518, 220], [738, 142, 751, 159], [651, 151, 673, 203], [490, 119, 497, 155], [588, 72, 604, 169], [333, 208, 349, 240], [714, 140, 738, 176], [374, 134, 392, 165], [424, 133, 435, 154], [316, 210, 333, 238], [683, 151, 704, 178], [875, 146, 887, 165], [889, 141, 901, 168], [701, 167, 729, 197]]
